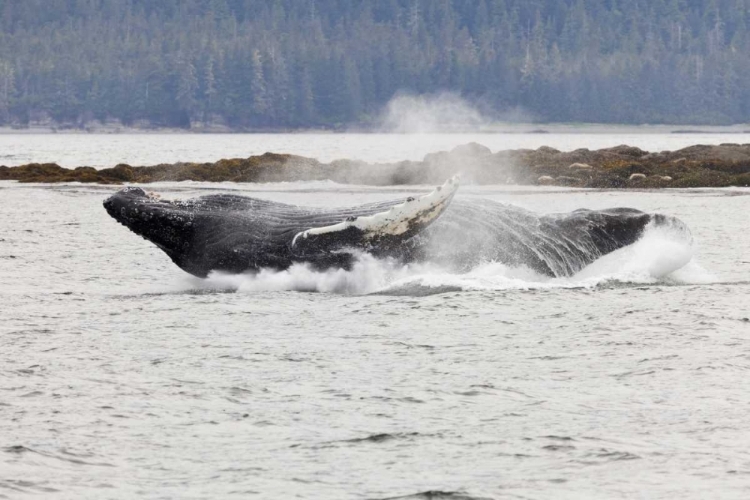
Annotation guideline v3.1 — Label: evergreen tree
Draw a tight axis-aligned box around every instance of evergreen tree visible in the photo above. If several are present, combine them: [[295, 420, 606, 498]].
[[176, 56, 199, 125], [249, 49, 269, 126], [0, 0, 747, 128]]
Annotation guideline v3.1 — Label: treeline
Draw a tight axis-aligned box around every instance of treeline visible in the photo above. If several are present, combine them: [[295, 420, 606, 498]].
[[0, 0, 748, 129]]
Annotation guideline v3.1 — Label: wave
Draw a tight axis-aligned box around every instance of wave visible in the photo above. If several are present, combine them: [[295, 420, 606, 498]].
[[181, 224, 711, 296]]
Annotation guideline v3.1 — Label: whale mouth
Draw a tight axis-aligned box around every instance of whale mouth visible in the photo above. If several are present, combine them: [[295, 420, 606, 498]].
[[104, 187, 191, 236], [103, 187, 197, 269]]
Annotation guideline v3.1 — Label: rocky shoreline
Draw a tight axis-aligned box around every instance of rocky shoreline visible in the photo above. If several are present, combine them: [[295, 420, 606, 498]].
[[2, 143, 750, 188]]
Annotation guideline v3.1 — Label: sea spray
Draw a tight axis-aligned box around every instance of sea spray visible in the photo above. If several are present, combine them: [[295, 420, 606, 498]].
[[574, 221, 696, 283], [375, 92, 534, 133], [176, 223, 704, 296], [187, 254, 442, 295]]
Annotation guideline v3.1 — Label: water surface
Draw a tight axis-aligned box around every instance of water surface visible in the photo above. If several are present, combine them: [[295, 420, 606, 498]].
[[1, 129, 750, 167], [1, 134, 750, 499]]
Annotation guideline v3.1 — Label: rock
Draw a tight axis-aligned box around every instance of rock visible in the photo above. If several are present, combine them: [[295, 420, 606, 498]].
[[671, 144, 750, 163], [100, 164, 136, 182], [450, 142, 492, 157], [601, 145, 648, 157], [537, 175, 555, 184], [555, 176, 581, 186], [424, 142, 492, 171], [2, 143, 750, 188], [422, 151, 449, 164], [569, 163, 593, 170]]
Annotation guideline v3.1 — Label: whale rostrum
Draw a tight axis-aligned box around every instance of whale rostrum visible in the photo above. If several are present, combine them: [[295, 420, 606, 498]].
[[103, 179, 691, 279]]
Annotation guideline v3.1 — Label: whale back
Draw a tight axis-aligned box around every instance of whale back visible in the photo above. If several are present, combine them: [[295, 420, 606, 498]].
[[422, 199, 657, 276]]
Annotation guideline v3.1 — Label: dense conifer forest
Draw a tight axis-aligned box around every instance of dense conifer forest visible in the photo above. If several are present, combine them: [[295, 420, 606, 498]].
[[0, 0, 748, 129]]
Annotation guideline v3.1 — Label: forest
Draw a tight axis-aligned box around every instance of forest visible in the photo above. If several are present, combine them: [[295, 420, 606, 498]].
[[0, 0, 748, 129]]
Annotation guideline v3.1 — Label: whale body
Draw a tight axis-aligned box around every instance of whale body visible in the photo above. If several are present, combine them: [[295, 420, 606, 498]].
[[103, 179, 690, 278]]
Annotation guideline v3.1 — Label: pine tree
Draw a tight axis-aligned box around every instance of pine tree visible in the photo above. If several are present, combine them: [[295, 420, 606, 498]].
[[249, 49, 269, 126], [176, 56, 198, 126], [0, 0, 748, 127], [203, 56, 217, 122], [0, 61, 14, 123]]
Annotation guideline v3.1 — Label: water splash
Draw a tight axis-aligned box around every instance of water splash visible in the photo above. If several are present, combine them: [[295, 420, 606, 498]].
[[187, 255, 440, 295], [573, 220, 697, 283], [181, 223, 708, 296]]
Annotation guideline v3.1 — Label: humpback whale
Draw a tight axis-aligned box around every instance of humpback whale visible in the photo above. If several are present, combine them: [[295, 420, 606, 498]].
[[103, 178, 690, 278]]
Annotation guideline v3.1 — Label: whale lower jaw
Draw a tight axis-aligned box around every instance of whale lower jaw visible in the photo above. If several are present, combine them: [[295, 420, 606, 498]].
[[103, 187, 202, 273]]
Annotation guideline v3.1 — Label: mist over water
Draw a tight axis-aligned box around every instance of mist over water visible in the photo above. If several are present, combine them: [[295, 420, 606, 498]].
[[376, 92, 535, 133], [377, 93, 487, 133]]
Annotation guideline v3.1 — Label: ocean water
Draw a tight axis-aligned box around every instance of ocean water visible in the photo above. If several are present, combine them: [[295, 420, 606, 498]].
[[0, 128, 749, 167], [1, 134, 750, 499]]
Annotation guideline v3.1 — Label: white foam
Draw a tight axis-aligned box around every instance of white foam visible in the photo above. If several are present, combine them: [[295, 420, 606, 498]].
[[179, 222, 709, 295], [187, 254, 438, 295], [573, 222, 696, 283]]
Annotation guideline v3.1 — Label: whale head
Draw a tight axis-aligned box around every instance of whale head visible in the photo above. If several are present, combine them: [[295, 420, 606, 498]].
[[103, 177, 461, 279], [104, 187, 328, 277], [103, 187, 202, 274]]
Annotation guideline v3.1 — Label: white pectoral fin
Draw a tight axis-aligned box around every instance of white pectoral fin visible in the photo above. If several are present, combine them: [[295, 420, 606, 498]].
[[291, 175, 460, 249]]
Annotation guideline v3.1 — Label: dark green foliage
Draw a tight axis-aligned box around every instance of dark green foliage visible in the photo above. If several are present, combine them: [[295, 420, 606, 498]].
[[0, 0, 749, 128]]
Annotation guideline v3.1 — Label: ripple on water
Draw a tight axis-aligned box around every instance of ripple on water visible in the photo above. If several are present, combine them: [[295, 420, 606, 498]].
[[1, 180, 750, 499]]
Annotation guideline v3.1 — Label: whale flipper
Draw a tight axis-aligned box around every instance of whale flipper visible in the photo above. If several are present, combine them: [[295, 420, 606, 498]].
[[290, 176, 459, 258]]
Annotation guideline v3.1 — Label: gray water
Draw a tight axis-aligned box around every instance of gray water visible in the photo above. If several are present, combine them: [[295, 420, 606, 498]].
[[2, 134, 750, 499], [1, 128, 750, 167]]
